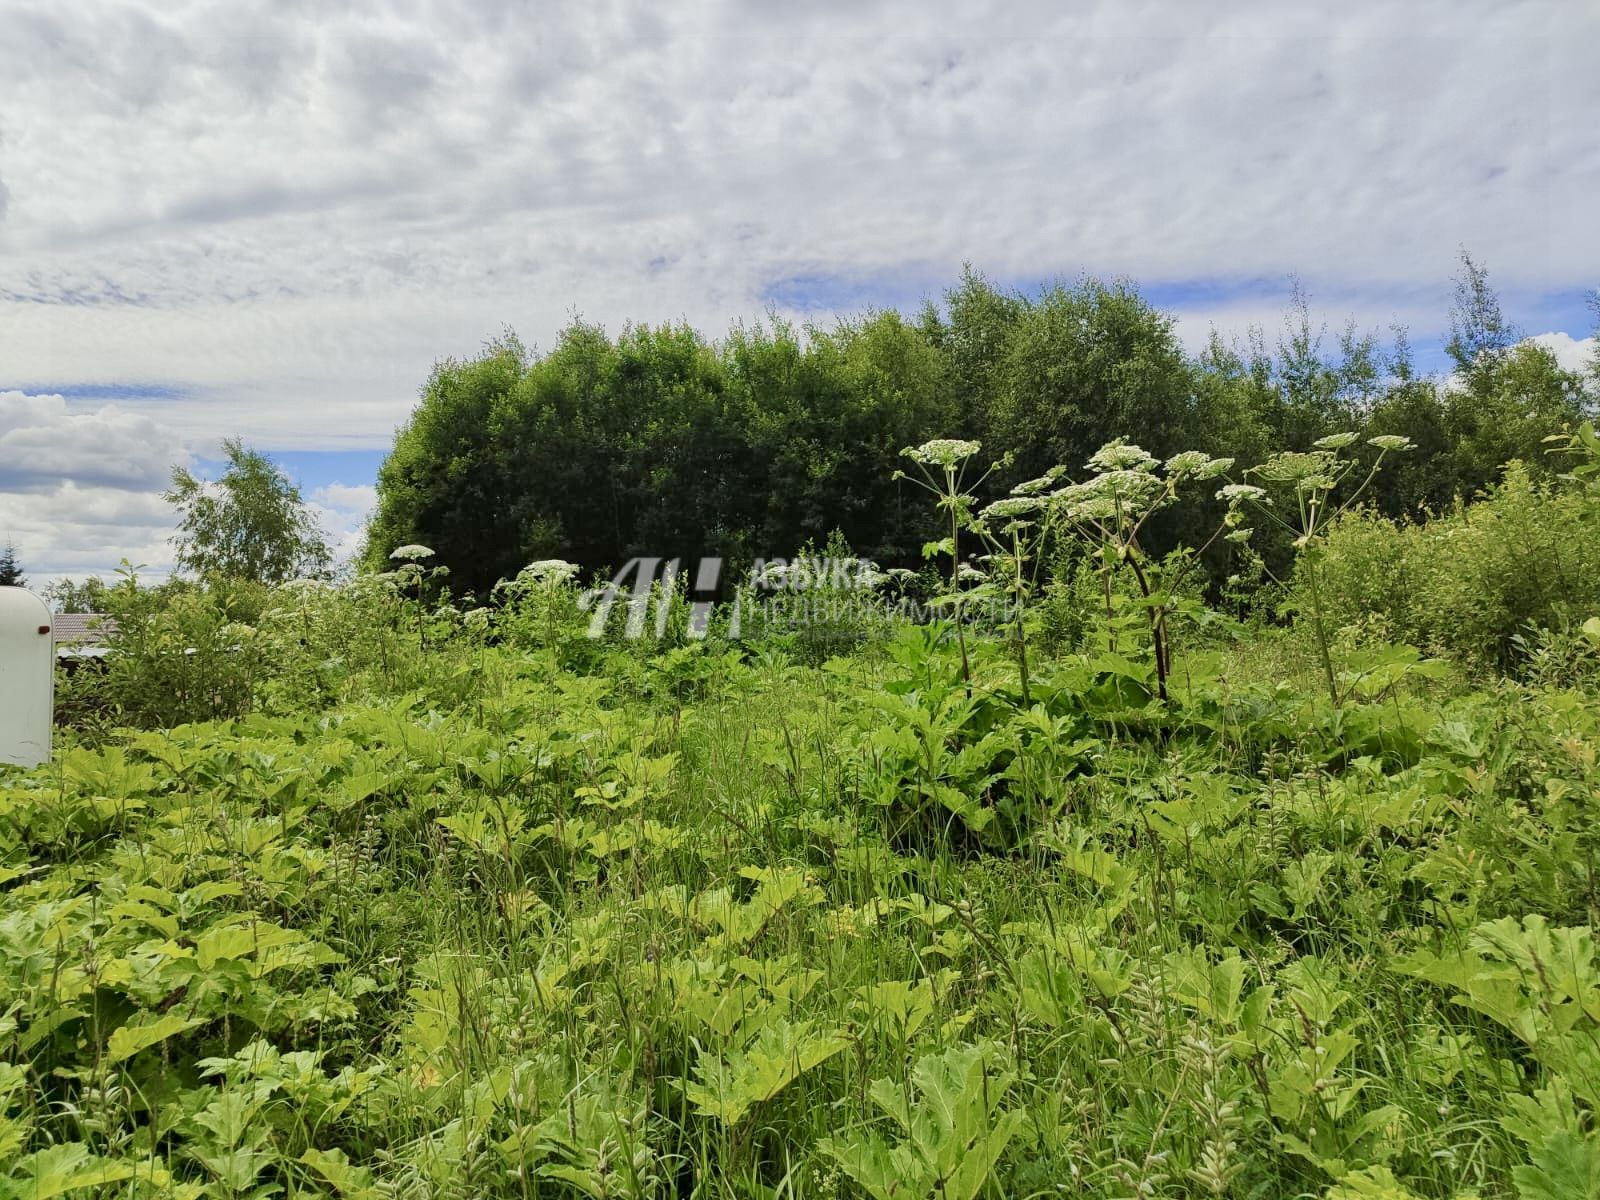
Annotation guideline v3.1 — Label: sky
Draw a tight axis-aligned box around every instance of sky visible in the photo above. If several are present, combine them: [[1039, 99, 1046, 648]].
[[1, 0, 1597, 586]]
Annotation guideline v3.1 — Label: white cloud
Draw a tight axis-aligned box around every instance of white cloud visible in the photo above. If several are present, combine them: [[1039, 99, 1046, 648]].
[[0, 1, 1593, 438], [0, 392, 180, 493], [312, 483, 377, 514], [1528, 331, 1598, 376], [309, 483, 378, 565], [0, 391, 186, 585], [0, 0, 1595, 569]]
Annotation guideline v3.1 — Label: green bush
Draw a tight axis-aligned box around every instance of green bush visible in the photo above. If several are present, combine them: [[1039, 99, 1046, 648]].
[[56, 569, 269, 730], [1310, 463, 1600, 671]]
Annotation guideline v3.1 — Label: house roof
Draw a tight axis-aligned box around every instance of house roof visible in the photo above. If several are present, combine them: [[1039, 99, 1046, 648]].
[[51, 613, 117, 644]]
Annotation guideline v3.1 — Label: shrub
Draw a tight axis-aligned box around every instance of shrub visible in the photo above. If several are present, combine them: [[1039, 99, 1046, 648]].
[[1310, 463, 1600, 671], [58, 567, 268, 730]]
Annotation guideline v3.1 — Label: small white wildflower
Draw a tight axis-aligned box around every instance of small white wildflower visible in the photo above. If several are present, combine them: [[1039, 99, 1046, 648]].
[[390, 543, 435, 560], [1094, 469, 1164, 504], [1252, 451, 1327, 484], [1071, 499, 1118, 521], [1050, 480, 1121, 522], [1176, 454, 1235, 480], [1163, 450, 1209, 475], [903, 438, 981, 468], [1049, 481, 1096, 505], [956, 563, 987, 582], [855, 563, 888, 589]]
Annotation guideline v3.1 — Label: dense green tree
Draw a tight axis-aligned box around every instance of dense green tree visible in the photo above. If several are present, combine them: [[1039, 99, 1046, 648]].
[[1188, 329, 1275, 467], [365, 338, 531, 593], [167, 439, 331, 585], [1363, 377, 1458, 513], [984, 278, 1196, 483], [1445, 340, 1588, 491], [936, 267, 1025, 439], [740, 310, 957, 563], [1429, 254, 1587, 493]]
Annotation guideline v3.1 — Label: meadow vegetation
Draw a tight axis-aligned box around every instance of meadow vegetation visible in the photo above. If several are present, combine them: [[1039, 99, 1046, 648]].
[[5, 265, 1600, 1198]]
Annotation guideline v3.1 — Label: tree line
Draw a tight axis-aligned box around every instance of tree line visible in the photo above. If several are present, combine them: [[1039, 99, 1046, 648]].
[[29, 253, 1595, 606], [362, 256, 1595, 596]]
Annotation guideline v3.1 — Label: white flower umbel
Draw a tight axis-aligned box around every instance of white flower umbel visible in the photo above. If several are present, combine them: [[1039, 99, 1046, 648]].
[[1086, 439, 1157, 474], [1216, 483, 1268, 505], [902, 438, 981, 468], [520, 559, 580, 585], [981, 496, 1041, 521], [895, 436, 1000, 688], [1237, 428, 1413, 706], [1010, 466, 1067, 496], [1367, 435, 1415, 452], [390, 544, 435, 561]]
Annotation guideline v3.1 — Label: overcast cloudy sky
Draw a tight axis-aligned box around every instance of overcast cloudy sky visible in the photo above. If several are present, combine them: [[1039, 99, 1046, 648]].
[[1, 0, 1596, 584]]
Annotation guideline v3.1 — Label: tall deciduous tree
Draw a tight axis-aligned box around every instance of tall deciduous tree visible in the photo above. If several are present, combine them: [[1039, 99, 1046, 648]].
[[166, 439, 331, 585], [1446, 249, 1517, 396]]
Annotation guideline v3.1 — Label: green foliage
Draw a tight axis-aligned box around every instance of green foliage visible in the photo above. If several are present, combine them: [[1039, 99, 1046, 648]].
[[42, 576, 108, 614], [367, 316, 961, 595], [819, 1041, 1024, 1200], [1310, 463, 1600, 672], [1446, 249, 1518, 386], [10, 550, 1600, 1196], [16, 341, 1600, 1196], [1238, 431, 1415, 703], [364, 260, 1595, 606], [56, 564, 269, 729]]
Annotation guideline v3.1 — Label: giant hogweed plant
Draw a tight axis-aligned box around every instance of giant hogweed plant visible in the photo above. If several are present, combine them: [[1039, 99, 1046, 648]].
[[1229, 434, 1415, 706], [895, 439, 1006, 688], [903, 436, 1239, 705], [1029, 440, 1237, 704]]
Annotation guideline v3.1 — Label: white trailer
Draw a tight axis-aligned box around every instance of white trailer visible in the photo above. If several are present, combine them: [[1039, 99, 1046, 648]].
[[0, 587, 54, 767]]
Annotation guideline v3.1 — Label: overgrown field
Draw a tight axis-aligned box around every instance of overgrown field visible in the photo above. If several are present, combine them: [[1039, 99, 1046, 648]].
[[7, 432, 1600, 1198]]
